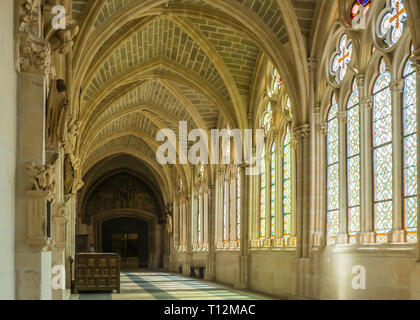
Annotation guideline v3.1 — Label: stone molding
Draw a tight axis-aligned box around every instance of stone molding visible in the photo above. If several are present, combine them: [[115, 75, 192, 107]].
[[292, 124, 310, 140]]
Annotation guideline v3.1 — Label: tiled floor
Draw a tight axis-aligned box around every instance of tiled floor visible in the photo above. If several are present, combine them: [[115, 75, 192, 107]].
[[71, 271, 273, 300]]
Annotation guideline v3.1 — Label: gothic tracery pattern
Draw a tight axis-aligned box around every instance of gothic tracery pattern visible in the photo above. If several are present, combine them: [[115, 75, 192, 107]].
[[403, 44, 418, 242], [327, 94, 340, 243], [373, 59, 393, 243], [347, 79, 361, 240]]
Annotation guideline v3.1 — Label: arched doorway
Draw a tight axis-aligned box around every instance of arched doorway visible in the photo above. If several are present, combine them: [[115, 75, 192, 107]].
[[101, 217, 149, 269]]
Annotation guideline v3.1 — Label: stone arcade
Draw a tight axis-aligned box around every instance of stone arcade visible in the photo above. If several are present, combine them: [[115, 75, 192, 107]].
[[1, 0, 420, 300]]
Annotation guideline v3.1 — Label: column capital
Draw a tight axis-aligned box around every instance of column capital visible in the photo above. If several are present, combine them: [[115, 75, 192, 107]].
[[318, 123, 328, 136], [292, 124, 310, 140], [356, 74, 365, 88], [390, 79, 405, 93], [338, 110, 347, 123], [361, 97, 373, 109]]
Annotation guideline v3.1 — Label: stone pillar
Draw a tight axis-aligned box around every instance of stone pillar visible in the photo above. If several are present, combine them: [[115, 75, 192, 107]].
[[205, 181, 216, 281], [183, 194, 192, 275], [0, 0, 17, 300], [389, 80, 406, 242], [173, 197, 180, 251], [293, 125, 311, 258], [313, 106, 326, 247], [360, 97, 375, 243], [337, 111, 349, 244], [235, 165, 249, 289], [359, 74, 375, 243]]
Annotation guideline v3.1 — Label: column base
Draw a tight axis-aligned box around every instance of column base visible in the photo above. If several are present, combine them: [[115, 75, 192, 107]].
[[359, 232, 376, 244], [204, 275, 214, 282], [234, 282, 248, 290], [335, 233, 349, 245], [388, 229, 407, 243]]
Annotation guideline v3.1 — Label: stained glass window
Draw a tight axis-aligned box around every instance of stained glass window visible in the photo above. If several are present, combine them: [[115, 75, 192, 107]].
[[283, 128, 292, 236], [403, 43, 417, 243], [260, 144, 266, 239], [378, 0, 407, 46], [373, 59, 393, 244], [347, 79, 361, 241], [351, 0, 371, 19], [270, 143, 276, 238], [331, 34, 353, 83], [223, 179, 229, 242], [327, 94, 339, 244], [236, 167, 241, 240], [263, 102, 273, 134]]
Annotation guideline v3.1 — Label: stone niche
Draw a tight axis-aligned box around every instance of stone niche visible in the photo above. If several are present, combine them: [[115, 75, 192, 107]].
[[83, 172, 160, 219]]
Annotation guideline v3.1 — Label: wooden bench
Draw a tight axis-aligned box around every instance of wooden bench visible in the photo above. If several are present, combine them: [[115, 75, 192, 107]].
[[190, 266, 205, 279]]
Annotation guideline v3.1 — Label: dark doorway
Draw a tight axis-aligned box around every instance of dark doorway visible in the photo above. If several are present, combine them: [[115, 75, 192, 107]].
[[102, 217, 149, 268]]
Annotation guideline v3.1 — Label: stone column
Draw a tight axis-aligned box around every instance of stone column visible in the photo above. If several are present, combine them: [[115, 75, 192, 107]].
[[181, 200, 187, 251], [389, 80, 406, 242], [173, 197, 180, 251], [360, 97, 375, 243], [15, 0, 55, 299], [235, 165, 249, 289], [314, 107, 326, 247], [337, 110, 349, 244], [205, 181, 216, 281], [293, 125, 311, 257], [183, 194, 192, 275]]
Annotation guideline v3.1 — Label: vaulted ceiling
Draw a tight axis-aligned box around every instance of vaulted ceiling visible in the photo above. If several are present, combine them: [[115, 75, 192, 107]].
[[72, 0, 322, 195]]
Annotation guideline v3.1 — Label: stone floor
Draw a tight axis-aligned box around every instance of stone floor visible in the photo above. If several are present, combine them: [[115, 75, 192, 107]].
[[71, 271, 274, 300]]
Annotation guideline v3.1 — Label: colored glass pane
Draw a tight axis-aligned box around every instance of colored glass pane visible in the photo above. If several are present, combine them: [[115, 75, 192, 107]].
[[331, 34, 353, 83], [260, 145, 266, 238], [347, 79, 361, 235], [283, 128, 292, 236], [327, 94, 339, 243], [378, 0, 407, 46], [271, 143, 276, 238], [373, 59, 393, 242], [403, 45, 418, 242]]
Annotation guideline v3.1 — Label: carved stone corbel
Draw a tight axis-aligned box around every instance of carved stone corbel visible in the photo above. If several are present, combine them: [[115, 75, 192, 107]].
[[292, 124, 311, 141], [17, 32, 52, 75], [48, 20, 80, 56], [19, 0, 41, 35]]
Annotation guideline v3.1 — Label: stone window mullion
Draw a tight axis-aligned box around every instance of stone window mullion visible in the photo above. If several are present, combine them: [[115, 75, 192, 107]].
[[390, 79, 406, 242]]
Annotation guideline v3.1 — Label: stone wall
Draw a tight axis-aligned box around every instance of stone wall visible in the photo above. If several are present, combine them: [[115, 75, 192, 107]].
[[0, 0, 17, 300]]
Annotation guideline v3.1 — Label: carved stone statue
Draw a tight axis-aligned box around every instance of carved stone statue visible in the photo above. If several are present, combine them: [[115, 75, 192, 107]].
[[47, 79, 68, 148], [48, 19, 79, 56], [26, 162, 56, 199], [165, 203, 174, 234], [64, 119, 80, 155]]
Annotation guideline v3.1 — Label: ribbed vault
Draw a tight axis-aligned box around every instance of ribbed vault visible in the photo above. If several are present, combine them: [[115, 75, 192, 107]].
[[73, 0, 323, 194]]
